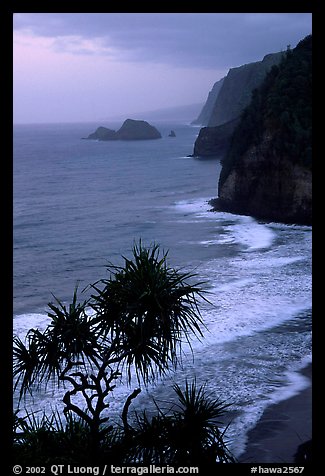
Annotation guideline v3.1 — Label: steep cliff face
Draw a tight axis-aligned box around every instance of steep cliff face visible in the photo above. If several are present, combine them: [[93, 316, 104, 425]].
[[193, 118, 239, 157], [216, 35, 312, 225], [217, 131, 312, 224], [208, 52, 284, 127], [193, 51, 283, 157], [191, 77, 225, 126]]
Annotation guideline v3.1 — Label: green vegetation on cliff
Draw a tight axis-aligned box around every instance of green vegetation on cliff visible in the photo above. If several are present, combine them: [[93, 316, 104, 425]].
[[219, 35, 312, 189]]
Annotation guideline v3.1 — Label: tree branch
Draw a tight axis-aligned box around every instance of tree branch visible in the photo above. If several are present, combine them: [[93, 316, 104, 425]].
[[122, 388, 141, 435]]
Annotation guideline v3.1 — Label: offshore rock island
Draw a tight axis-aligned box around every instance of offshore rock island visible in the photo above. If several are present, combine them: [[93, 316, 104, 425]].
[[83, 118, 162, 141]]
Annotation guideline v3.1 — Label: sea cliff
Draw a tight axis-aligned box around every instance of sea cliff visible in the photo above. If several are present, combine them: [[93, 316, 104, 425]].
[[193, 51, 284, 157], [214, 131, 312, 225], [193, 118, 239, 157], [191, 77, 225, 126], [208, 52, 284, 127], [214, 35, 312, 225]]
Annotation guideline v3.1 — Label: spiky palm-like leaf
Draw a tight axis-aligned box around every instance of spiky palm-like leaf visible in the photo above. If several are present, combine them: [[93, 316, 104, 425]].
[[13, 330, 48, 399], [173, 379, 230, 429], [13, 243, 216, 463], [171, 380, 235, 462], [13, 287, 101, 400], [124, 380, 235, 465], [47, 288, 101, 363], [90, 241, 207, 384]]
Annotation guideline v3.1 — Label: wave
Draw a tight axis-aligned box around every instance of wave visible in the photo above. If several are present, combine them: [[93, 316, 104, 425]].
[[199, 300, 311, 348], [220, 217, 276, 251], [13, 196, 312, 462], [173, 197, 214, 216], [13, 303, 312, 461], [231, 356, 312, 458], [169, 197, 312, 346], [236, 360, 308, 457], [173, 198, 276, 252], [13, 312, 51, 339], [195, 260, 311, 346]]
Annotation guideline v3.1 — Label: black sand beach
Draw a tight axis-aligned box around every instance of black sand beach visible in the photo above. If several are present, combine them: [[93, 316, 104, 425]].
[[238, 364, 312, 463]]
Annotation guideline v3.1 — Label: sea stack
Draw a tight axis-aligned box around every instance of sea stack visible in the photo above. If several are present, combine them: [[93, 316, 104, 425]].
[[83, 119, 161, 141]]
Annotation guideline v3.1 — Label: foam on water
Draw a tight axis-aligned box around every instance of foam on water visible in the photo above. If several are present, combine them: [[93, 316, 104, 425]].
[[14, 124, 312, 462], [173, 198, 311, 339], [168, 196, 312, 457], [231, 382, 311, 457], [13, 294, 312, 460], [198, 300, 310, 347], [230, 356, 312, 458], [222, 218, 276, 251], [13, 206, 312, 460], [14, 312, 51, 339], [173, 197, 214, 216], [174, 198, 276, 252]]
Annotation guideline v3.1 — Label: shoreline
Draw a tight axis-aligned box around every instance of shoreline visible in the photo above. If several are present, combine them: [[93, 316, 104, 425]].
[[208, 198, 312, 227], [238, 363, 312, 463]]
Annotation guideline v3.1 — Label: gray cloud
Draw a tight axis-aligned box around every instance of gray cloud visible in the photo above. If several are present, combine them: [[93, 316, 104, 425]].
[[13, 13, 312, 70]]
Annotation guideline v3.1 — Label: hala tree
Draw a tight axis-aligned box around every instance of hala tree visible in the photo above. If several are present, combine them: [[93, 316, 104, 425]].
[[13, 242, 235, 464], [125, 380, 235, 465]]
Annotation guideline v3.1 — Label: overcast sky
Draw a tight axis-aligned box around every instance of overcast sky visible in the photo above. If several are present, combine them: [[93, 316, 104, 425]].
[[13, 13, 312, 124]]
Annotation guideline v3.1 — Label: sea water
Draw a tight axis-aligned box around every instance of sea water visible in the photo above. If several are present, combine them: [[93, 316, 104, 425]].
[[13, 122, 312, 458]]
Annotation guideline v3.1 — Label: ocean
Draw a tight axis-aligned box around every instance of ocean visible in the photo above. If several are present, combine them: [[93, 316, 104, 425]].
[[13, 121, 312, 458]]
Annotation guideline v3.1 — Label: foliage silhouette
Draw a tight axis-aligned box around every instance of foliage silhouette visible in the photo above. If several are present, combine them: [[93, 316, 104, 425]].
[[13, 241, 235, 465]]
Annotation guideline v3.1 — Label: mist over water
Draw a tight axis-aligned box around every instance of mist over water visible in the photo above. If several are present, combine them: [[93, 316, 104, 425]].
[[13, 122, 312, 458]]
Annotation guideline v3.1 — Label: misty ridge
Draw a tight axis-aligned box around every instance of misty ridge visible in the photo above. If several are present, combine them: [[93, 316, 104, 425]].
[[99, 103, 204, 124], [12, 20, 313, 466], [13, 13, 312, 124]]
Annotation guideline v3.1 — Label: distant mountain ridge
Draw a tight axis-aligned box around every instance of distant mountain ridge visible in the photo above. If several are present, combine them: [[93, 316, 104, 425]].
[[102, 103, 204, 124], [191, 78, 225, 126]]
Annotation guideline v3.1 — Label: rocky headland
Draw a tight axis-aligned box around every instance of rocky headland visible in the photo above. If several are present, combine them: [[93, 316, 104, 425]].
[[193, 51, 284, 157], [212, 131, 312, 225], [213, 35, 312, 225], [83, 119, 162, 141], [191, 77, 225, 126], [193, 118, 240, 157]]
